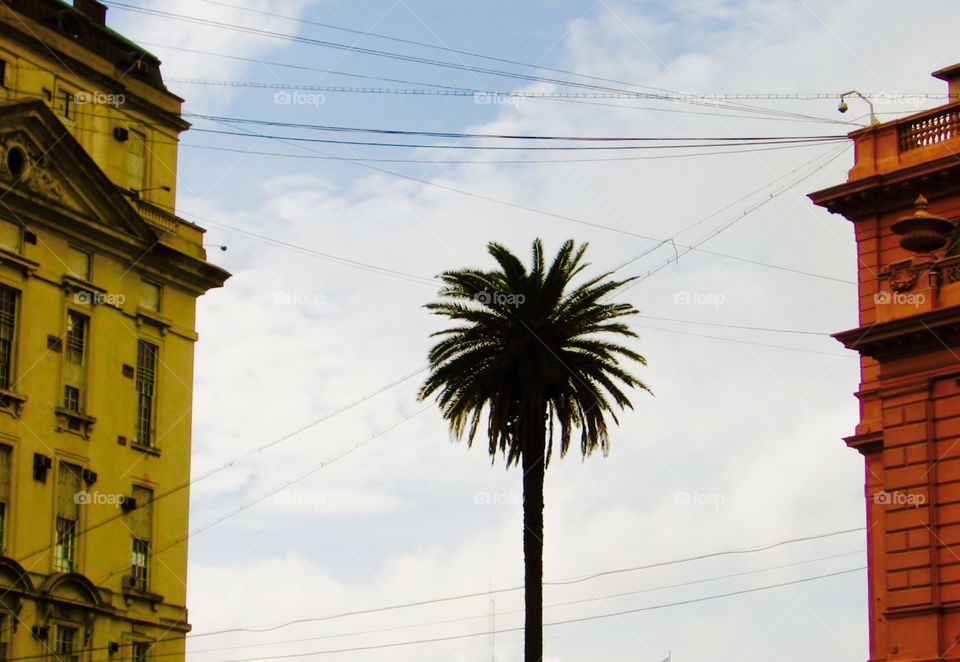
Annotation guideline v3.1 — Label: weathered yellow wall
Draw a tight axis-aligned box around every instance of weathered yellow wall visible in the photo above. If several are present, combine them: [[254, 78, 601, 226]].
[[0, 2, 227, 660]]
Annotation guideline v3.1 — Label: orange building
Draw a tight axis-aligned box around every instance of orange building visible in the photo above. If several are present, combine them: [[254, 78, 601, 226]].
[[811, 65, 960, 661]]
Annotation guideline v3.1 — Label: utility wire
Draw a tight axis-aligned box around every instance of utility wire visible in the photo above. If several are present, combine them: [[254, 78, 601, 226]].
[[187, 113, 846, 141], [199, 115, 852, 284], [92, 406, 433, 586], [632, 324, 850, 357], [184, 526, 864, 639], [167, 76, 947, 103], [203, 568, 868, 661], [176, 550, 866, 657], [192, 127, 844, 151], [2, 563, 866, 661], [138, 49, 852, 124], [11, 366, 427, 567], [102, 1, 850, 125], [181, 138, 834, 165], [637, 315, 830, 335]]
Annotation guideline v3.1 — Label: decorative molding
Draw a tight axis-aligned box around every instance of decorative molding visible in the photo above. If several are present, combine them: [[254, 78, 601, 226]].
[[54, 408, 96, 440], [889, 260, 921, 292], [834, 306, 960, 360]]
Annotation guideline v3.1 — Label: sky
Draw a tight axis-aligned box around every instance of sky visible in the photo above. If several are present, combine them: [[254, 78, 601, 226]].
[[98, 1, 960, 660]]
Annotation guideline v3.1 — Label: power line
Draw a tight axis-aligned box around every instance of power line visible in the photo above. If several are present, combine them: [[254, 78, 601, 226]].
[[637, 315, 831, 335], [102, 1, 849, 125], [181, 138, 835, 165], [92, 406, 433, 586], [131, 42, 852, 124], [634, 323, 850, 357], [187, 112, 846, 141], [167, 76, 950, 103], [199, 115, 852, 285], [184, 526, 863, 640], [613, 144, 853, 293], [200, 568, 867, 661], [2, 560, 866, 661], [191, 127, 844, 151], [609, 145, 851, 277], [180, 549, 866, 656], [11, 366, 426, 567]]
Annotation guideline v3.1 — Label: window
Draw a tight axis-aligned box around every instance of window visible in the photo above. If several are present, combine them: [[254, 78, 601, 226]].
[[64, 312, 86, 364], [63, 312, 88, 414], [0, 287, 16, 390], [135, 341, 157, 447], [54, 517, 76, 573], [131, 641, 151, 662], [55, 462, 81, 573], [130, 485, 152, 592], [66, 247, 90, 281], [0, 219, 20, 253], [63, 386, 80, 413], [127, 129, 146, 192], [139, 280, 161, 312], [54, 625, 78, 662], [0, 445, 10, 552], [65, 312, 86, 365]]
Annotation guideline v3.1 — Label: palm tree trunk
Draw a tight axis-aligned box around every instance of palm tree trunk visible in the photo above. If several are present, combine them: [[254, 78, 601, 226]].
[[521, 414, 546, 662]]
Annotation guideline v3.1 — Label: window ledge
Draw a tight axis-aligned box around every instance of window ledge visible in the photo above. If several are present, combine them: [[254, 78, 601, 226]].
[[54, 408, 96, 439], [0, 388, 27, 418], [130, 442, 160, 456], [61, 275, 104, 294], [0, 248, 38, 275], [135, 307, 171, 334], [122, 585, 164, 611]]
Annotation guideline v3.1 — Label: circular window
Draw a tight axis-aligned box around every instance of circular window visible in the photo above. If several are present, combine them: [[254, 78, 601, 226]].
[[6, 147, 25, 179]]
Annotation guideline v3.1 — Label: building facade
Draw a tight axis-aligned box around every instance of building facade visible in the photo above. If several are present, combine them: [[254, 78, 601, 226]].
[[0, 1, 229, 660], [811, 65, 960, 660]]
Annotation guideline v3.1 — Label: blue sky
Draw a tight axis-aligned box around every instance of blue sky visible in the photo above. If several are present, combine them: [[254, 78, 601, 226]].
[[97, 1, 960, 660]]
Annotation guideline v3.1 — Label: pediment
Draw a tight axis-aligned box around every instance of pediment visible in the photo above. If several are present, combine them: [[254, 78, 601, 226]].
[[0, 99, 155, 243]]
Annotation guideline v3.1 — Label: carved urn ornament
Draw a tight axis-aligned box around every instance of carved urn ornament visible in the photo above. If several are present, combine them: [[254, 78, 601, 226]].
[[891, 194, 955, 255]]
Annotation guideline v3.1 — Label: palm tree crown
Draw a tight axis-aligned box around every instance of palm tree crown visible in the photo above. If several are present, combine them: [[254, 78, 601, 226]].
[[420, 238, 649, 465]]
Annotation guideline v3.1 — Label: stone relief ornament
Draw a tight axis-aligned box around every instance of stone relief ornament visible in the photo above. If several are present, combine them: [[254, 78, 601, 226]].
[[889, 261, 920, 293], [0, 134, 64, 201]]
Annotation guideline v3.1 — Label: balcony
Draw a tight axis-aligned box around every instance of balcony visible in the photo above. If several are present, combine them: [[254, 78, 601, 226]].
[[848, 102, 960, 180], [117, 189, 207, 260]]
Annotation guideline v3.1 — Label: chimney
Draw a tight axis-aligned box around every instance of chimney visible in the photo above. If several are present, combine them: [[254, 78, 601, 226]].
[[932, 62, 960, 103], [73, 0, 107, 26]]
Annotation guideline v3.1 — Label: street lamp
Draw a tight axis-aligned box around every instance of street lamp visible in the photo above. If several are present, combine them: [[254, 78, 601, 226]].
[[838, 90, 879, 125]]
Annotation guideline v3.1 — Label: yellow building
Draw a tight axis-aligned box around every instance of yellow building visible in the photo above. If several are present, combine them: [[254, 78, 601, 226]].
[[0, 1, 230, 660]]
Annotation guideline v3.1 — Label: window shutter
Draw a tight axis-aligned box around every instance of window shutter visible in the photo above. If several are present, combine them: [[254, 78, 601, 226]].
[[0, 220, 20, 253], [139, 281, 161, 312], [57, 462, 81, 520], [131, 486, 152, 541], [0, 445, 10, 503], [66, 248, 90, 281]]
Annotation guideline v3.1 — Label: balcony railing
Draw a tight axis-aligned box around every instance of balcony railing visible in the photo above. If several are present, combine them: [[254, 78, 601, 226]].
[[117, 188, 183, 234], [898, 106, 960, 152], [939, 255, 960, 284]]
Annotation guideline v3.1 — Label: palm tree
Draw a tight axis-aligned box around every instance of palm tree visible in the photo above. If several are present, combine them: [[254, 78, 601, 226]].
[[419, 239, 649, 662]]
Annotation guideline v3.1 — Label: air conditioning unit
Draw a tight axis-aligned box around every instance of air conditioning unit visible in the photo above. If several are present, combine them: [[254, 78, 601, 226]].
[[120, 497, 137, 513], [82, 468, 97, 485], [31, 625, 48, 641], [113, 127, 129, 142], [32, 454, 52, 483], [121, 575, 139, 591]]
